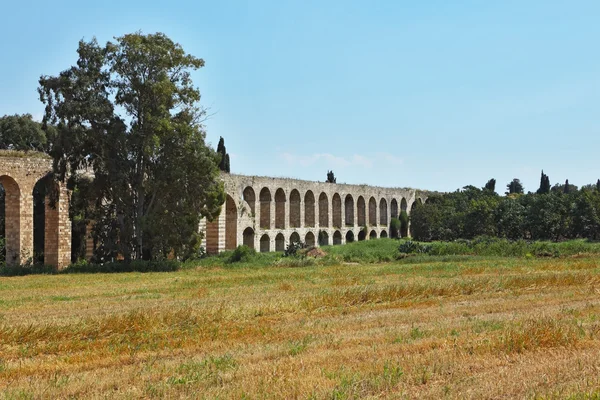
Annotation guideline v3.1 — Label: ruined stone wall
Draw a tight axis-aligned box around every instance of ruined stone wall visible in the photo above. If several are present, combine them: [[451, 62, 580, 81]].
[[201, 173, 429, 254], [0, 152, 71, 267]]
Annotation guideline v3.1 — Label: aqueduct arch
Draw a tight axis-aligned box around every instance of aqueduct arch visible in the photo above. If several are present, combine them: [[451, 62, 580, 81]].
[[202, 173, 429, 254], [0, 152, 71, 267]]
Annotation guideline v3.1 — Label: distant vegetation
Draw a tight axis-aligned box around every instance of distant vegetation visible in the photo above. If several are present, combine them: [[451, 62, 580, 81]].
[[411, 171, 600, 242]]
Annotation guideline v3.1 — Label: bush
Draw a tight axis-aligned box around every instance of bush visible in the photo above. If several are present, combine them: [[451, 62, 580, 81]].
[[390, 218, 401, 239], [398, 240, 431, 254], [0, 262, 57, 276], [228, 245, 256, 263], [284, 240, 307, 257]]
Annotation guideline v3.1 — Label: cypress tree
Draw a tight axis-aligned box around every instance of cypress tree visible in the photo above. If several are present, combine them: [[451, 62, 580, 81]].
[[484, 178, 496, 192], [537, 170, 550, 194], [216, 137, 230, 172], [224, 154, 230, 173]]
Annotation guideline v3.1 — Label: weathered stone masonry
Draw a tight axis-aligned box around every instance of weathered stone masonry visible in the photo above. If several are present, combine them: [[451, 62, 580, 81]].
[[201, 173, 428, 254], [0, 152, 428, 265], [0, 154, 71, 267]]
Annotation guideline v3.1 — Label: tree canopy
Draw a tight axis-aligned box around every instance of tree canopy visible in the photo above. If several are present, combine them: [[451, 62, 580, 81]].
[[38, 32, 225, 261], [0, 114, 51, 152], [216, 137, 230, 173], [326, 170, 336, 183]]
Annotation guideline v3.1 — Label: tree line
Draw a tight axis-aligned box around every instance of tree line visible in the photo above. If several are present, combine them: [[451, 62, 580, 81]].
[[411, 173, 600, 242]]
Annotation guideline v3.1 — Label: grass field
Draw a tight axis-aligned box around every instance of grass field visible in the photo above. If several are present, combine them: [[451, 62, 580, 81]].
[[1, 243, 600, 398]]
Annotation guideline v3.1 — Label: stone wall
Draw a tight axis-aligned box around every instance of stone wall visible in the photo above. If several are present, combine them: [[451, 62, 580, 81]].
[[0, 152, 71, 267], [201, 173, 429, 254]]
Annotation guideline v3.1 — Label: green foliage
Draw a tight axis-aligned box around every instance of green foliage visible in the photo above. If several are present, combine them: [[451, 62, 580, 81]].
[[484, 178, 496, 192], [326, 170, 336, 183], [537, 170, 551, 194], [0, 114, 50, 151], [398, 240, 431, 254], [227, 245, 256, 263], [216, 137, 231, 173], [38, 32, 225, 261], [399, 211, 409, 238], [284, 240, 307, 257], [389, 217, 401, 239], [506, 178, 524, 195], [411, 183, 600, 242], [551, 179, 578, 194]]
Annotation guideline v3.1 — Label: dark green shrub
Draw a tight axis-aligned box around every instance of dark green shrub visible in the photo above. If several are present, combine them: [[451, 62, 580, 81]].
[[228, 245, 256, 263], [390, 217, 401, 239], [284, 240, 307, 257], [0, 262, 57, 276], [398, 240, 431, 254], [399, 211, 409, 238]]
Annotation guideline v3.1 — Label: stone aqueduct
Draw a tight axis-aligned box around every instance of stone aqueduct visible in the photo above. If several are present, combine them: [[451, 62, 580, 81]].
[[200, 174, 428, 254], [0, 152, 427, 267]]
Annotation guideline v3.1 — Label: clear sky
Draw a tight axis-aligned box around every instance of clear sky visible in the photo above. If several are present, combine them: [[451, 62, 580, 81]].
[[1, 1, 599, 192]]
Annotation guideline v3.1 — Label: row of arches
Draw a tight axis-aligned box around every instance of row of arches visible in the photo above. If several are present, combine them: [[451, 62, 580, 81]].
[[242, 227, 389, 252], [242, 186, 412, 230]]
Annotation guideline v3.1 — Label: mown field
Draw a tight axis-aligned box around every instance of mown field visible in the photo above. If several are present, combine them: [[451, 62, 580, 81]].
[[1, 241, 600, 399]]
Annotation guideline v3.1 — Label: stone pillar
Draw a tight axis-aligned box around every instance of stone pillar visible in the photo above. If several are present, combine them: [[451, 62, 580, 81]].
[[354, 197, 359, 228], [328, 196, 333, 229], [284, 193, 290, 230], [315, 199, 320, 229], [341, 194, 346, 228], [270, 196, 276, 230], [217, 206, 226, 252], [44, 184, 71, 269], [299, 198, 304, 229]]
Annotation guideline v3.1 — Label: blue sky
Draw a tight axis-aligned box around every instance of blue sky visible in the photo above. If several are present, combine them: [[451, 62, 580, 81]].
[[1, 1, 599, 192]]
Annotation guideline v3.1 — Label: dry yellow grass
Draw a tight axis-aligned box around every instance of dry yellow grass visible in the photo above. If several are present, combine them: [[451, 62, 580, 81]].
[[1, 257, 600, 399]]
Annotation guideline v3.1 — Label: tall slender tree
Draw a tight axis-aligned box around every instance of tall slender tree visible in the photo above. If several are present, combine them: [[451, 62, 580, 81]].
[[484, 178, 496, 192], [537, 170, 551, 194]]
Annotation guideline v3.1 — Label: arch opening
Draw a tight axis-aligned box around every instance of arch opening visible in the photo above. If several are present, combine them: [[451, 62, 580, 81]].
[[225, 195, 238, 250], [305, 231, 315, 247], [318, 231, 329, 246], [391, 199, 398, 220], [357, 196, 366, 226], [243, 227, 255, 249], [260, 234, 270, 253], [345, 230, 354, 243], [368, 197, 377, 225], [243, 186, 256, 217], [275, 233, 285, 252], [379, 198, 388, 226], [380, 230, 388, 238], [344, 194, 354, 226], [304, 191, 315, 227], [369, 230, 377, 240], [0, 176, 20, 264], [290, 232, 300, 244], [289, 189, 301, 228], [259, 187, 271, 229], [319, 193, 329, 227], [358, 230, 366, 241], [332, 194, 342, 228], [333, 230, 342, 245], [400, 198, 407, 213], [275, 189, 286, 229]]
